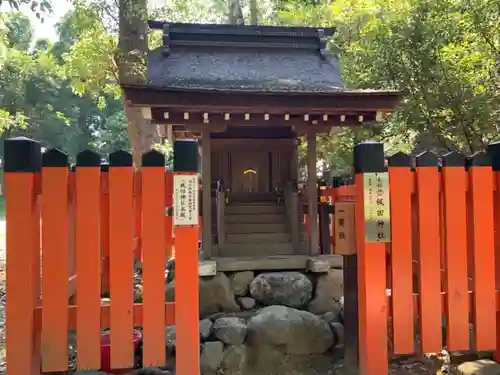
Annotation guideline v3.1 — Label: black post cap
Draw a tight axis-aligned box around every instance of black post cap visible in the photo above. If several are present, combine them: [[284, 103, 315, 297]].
[[76, 150, 102, 167], [387, 151, 412, 167], [415, 151, 439, 167], [173, 140, 199, 173], [142, 150, 166, 167], [100, 163, 109, 172], [109, 150, 133, 167], [487, 142, 500, 171], [332, 176, 341, 188], [442, 151, 465, 167], [4, 137, 42, 172], [353, 141, 385, 173], [466, 151, 491, 168], [42, 148, 69, 167]]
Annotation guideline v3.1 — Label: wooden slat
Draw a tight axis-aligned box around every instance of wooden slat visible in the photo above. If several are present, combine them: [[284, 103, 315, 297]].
[[41, 165, 69, 371], [468, 165, 496, 350], [354, 173, 388, 375], [109, 163, 135, 369], [493, 172, 500, 361], [441, 164, 469, 350], [5, 172, 39, 375], [175, 222, 200, 375], [101, 171, 110, 296], [165, 171, 174, 259], [141, 165, 167, 366], [75, 166, 102, 369], [415, 166, 442, 353], [134, 171, 143, 261], [388, 166, 414, 354]]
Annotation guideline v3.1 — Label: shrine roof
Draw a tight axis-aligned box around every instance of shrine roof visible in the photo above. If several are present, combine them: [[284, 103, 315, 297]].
[[145, 21, 348, 93]]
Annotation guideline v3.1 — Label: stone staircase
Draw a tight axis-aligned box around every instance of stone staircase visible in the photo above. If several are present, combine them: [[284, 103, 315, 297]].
[[219, 199, 307, 256]]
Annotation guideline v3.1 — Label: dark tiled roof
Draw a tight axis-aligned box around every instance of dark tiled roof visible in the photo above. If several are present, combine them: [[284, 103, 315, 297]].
[[146, 22, 347, 93]]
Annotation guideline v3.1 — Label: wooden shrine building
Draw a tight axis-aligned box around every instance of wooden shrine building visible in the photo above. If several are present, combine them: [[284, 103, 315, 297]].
[[122, 21, 401, 271]]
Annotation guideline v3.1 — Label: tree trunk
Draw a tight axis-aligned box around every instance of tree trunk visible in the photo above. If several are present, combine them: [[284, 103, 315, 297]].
[[228, 0, 244, 25], [118, 0, 158, 168], [250, 0, 258, 25]]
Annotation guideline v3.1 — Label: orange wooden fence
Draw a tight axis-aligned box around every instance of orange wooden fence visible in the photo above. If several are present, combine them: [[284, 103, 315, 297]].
[[319, 142, 500, 375], [4, 138, 200, 375]]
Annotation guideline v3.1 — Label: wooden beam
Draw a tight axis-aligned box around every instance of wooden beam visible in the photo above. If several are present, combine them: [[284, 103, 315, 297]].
[[201, 129, 213, 258], [307, 131, 319, 255], [152, 110, 376, 127], [211, 138, 296, 149], [123, 86, 401, 113], [185, 123, 227, 133]]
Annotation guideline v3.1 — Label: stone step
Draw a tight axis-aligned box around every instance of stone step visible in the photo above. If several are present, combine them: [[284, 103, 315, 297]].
[[227, 232, 290, 244], [227, 222, 288, 234], [225, 213, 285, 224], [219, 242, 310, 256], [219, 242, 294, 256], [225, 204, 285, 215]]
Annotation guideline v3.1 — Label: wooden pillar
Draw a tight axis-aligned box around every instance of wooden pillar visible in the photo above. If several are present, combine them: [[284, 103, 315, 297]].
[[201, 129, 213, 258], [290, 142, 299, 181], [307, 131, 319, 254]]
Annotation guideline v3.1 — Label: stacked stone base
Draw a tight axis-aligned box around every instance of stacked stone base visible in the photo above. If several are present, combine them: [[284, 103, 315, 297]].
[[159, 267, 345, 375]]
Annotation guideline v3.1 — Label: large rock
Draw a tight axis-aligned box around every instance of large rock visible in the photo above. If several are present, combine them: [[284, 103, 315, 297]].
[[213, 317, 247, 345], [247, 305, 334, 355], [230, 271, 255, 296], [457, 359, 500, 375], [249, 272, 313, 308], [220, 345, 247, 373], [245, 344, 337, 375], [199, 319, 213, 340], [200, 341, 224, 373], [308, 269, 343, 314], [238, 297, 256, 310], [166, 273, 240, 318]]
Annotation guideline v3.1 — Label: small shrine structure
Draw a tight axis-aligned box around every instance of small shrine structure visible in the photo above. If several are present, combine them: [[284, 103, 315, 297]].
[[122, 21, 401, 271]]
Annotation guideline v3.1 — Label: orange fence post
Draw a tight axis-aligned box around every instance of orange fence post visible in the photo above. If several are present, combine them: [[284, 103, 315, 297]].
[[109, 150, 135, 369], [4, 137, 42, 375], [101, 163, 110, 296], [165, 170, 174, 259], [173, 140, 200, 375], [75, 150, 103, 369], [134, 171, 143, 261], [441, 152, 469, 350], [387, 152, 414, 354], [41, 149, 70, 371], [353, 141, 388, 375], [488, 143, 500, 361], [414, 152, 442, 353], [467, 152, 496, 350], [141, 150, 167, 366]]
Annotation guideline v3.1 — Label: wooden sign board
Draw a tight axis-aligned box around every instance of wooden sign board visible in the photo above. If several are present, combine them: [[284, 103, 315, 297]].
[[363, 172, 391, 243], [334, 202, 356, 255], [173, 173, 199, 226]]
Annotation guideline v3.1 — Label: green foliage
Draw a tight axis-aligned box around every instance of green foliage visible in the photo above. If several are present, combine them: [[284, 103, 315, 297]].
[[278, 0, 500, 172], [0, 7, 128, 158]]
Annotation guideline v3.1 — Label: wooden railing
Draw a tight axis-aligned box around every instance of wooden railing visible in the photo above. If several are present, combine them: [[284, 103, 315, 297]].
[[216, 180, 226, 247], [4, 138, 199, 375], [284, 181, 300, 253]]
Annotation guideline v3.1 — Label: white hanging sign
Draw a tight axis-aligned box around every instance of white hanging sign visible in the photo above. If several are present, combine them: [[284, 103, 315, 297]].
[[173, 174, 199, 226]]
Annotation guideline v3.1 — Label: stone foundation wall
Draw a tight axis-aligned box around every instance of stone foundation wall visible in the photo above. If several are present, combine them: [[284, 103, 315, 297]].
[[151, 265, 346, 375]]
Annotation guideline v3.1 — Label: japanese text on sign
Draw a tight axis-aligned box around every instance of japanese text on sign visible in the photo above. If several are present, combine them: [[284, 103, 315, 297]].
[[173, 174, 199, 226], [363, 172, 391, 243]]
